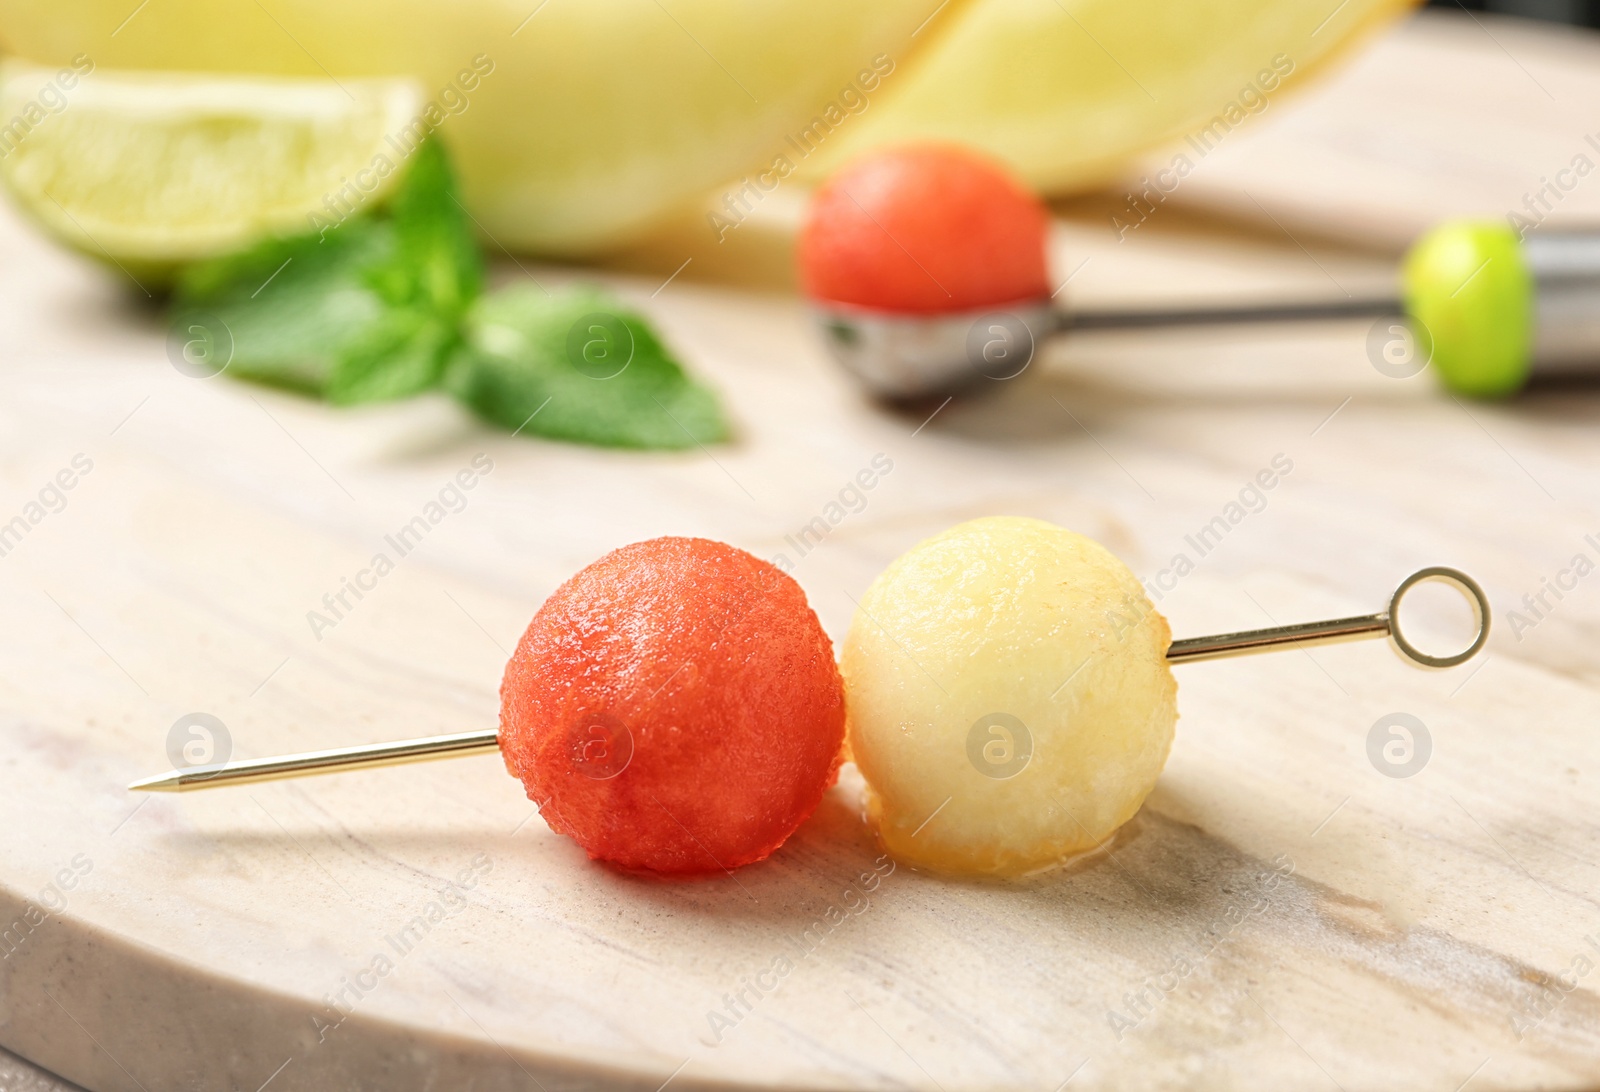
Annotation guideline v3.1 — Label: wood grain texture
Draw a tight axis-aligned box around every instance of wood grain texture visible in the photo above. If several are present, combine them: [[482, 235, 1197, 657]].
[[2, 12, 1600, 1092]]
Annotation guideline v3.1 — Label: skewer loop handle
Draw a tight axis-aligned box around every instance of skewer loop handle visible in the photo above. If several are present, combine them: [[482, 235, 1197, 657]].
[[1386, 566, 1490, 669], [1166, 566, 1489, 669]]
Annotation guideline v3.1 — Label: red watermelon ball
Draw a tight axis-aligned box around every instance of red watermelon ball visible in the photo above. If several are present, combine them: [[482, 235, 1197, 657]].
[[798, 144, 1051, 314], [499, 537, 846, 874]]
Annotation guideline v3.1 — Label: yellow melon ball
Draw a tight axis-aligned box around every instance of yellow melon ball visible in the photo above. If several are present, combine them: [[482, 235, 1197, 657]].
[[842, 516, 1177, 877]]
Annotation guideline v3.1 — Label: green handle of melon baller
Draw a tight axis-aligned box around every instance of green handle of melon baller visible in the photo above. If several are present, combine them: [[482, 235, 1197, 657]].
[[1400, 220, 1533, 398]]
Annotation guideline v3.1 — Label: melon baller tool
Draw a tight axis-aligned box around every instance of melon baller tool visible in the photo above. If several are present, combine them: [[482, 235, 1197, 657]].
[[817, 221, 1600, 401]]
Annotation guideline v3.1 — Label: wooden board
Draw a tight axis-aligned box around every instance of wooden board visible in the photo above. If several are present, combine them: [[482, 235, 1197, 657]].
[[3, 11, 1600, 1092]]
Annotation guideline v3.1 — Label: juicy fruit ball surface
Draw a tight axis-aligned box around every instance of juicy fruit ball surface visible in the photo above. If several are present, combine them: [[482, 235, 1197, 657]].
[[842, 517, 1177, 877], [500, 538, 846, 874], [799, 145, 1050, 314]]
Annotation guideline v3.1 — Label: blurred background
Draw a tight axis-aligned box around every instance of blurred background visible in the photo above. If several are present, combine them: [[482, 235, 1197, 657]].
[[1440, 0, 1600, 25]]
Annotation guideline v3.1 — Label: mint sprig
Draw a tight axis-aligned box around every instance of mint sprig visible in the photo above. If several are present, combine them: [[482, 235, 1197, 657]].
[[169, 139, 728, 450], [448, 286, 728, 450]]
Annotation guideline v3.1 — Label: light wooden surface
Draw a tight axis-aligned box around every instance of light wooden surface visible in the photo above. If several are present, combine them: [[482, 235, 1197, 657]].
[[0, 1044, 78, 1092], [1128, 10, 1600, 248], [3, 10, 1600, 1092]]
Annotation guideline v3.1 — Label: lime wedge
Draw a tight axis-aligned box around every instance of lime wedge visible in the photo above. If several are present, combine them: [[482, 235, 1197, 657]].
[[0, 64, 423, 267]]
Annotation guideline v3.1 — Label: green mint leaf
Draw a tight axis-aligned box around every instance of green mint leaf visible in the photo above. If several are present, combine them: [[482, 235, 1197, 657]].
[[381, 137, 481, 320], [171, 138, 481, 405], [171, 222, 388, 395], [327, 310, 461, 404], [446, 285, 729, 450]]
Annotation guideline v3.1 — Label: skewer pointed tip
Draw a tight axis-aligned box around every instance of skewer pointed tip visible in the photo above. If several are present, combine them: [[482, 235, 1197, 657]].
[[127, 771, 187, 793], [124, 729, 501, 793]]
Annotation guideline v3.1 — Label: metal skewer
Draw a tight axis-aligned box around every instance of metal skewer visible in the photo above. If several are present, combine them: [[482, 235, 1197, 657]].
[[128, 567, 1489, 795], [1168, 566, 1487, 666], [127, 728, 501, 793]]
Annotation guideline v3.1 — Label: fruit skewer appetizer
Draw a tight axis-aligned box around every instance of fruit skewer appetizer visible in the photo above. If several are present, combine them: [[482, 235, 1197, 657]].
[[130, 521, 1487, 879]]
